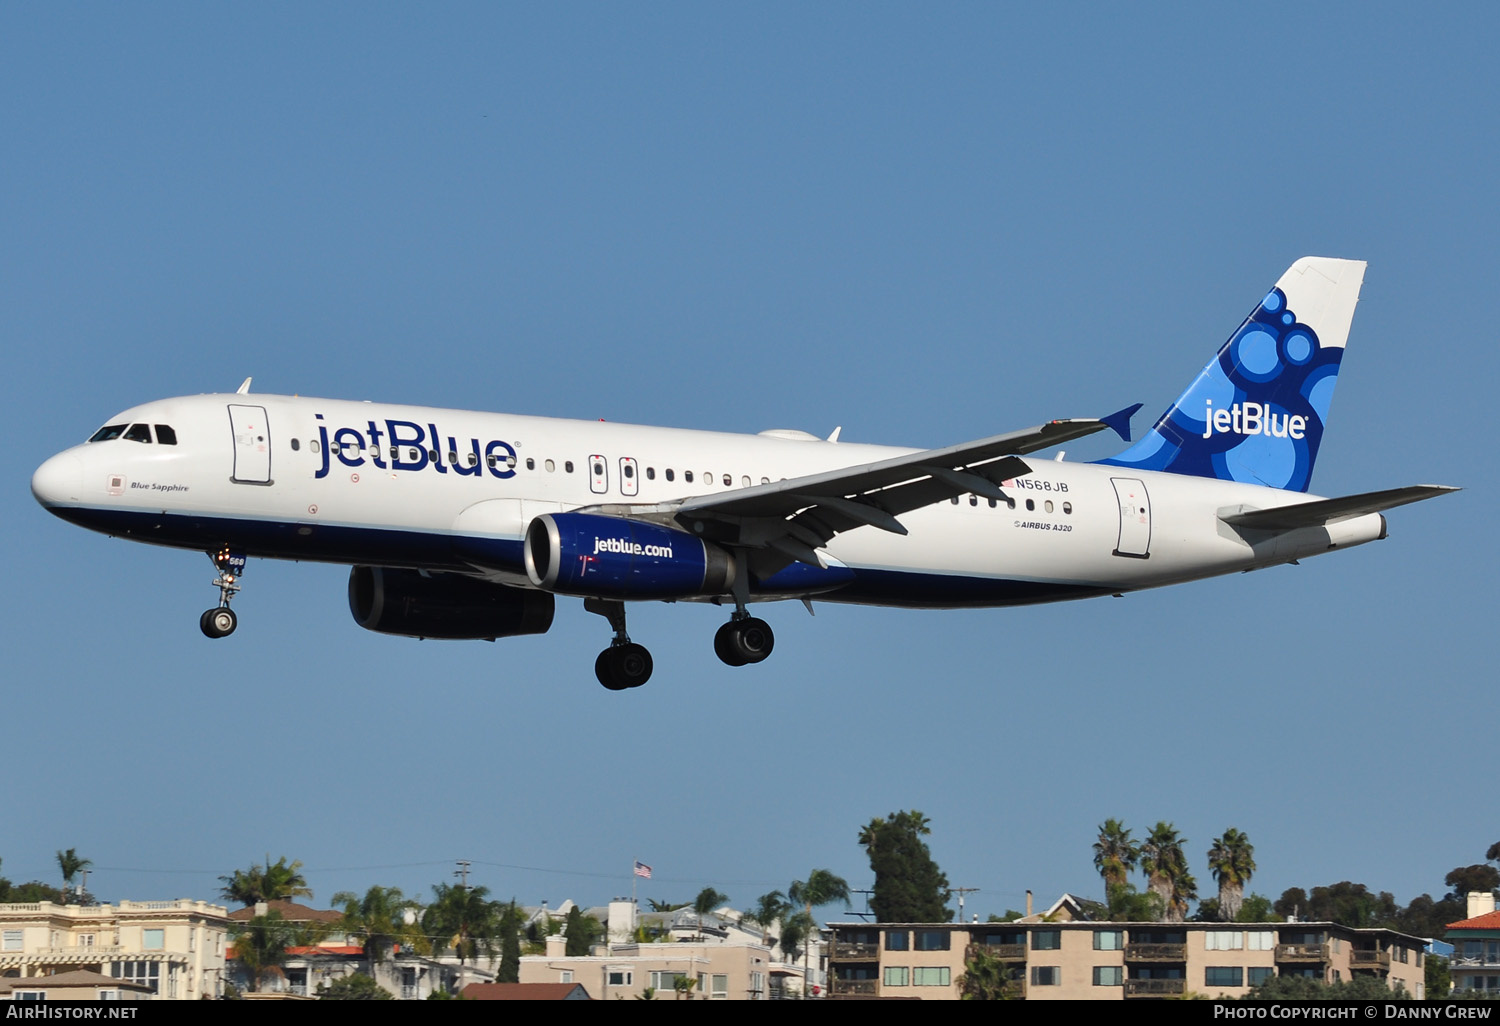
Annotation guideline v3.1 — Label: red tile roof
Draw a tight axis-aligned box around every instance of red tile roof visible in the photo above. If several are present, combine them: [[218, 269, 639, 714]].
[[226, 900, 344, 924], [1447, 908, 1500, 931]]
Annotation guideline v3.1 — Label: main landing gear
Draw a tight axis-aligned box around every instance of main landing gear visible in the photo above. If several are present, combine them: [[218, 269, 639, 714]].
[[713, 611, 774, 667], [585, 598, 653, 691], [200, 548, 245, 639]]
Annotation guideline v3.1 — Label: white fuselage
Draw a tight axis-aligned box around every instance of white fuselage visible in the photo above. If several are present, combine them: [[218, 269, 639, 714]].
[[32, 392, 1387, 609]]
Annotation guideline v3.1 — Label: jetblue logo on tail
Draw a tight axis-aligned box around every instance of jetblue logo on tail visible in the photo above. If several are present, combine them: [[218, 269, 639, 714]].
[[1097, 282, 1344, 493]]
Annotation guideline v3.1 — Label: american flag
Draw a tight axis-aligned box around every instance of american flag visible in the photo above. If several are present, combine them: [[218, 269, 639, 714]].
[[633, 861, 652, 879]]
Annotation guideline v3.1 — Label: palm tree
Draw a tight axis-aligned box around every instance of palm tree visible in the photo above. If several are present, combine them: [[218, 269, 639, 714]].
[[1092, 820, 1138, 913], [1140, 822, 1192, 923], [691, 887, 728, 937], [742, 891, 791, 947], [332, 885, 426, 984], [422, 884, 502, 965], [1207, 828, 1257, 922], [231, 910, 296, 992], [56, 849, 92, 900], [219, 856, 313, 907], [789, 869, 850, 979]]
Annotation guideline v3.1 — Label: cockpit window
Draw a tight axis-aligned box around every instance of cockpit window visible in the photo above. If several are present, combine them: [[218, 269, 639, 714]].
[[89, 424, 127, 442], [154, 424, 178, 445], [123, 424, 153, 443]]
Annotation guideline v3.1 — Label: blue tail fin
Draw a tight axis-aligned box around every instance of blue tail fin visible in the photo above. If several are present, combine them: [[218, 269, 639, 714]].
[[1096, 257, 1365, 492]]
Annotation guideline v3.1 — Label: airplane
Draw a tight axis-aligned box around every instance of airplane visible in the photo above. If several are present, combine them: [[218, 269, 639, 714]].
[[31, 256, 1455, 690]]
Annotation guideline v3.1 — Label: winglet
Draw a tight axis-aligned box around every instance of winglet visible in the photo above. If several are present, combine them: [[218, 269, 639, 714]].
[[1101, 403, 1142, 442], [236, 377, 253, 395]]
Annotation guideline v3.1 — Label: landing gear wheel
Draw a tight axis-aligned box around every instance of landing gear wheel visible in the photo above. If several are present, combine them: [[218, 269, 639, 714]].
[[200, 607, 237, 639], [715, 617, 774, 666], [714, 622, 748, 666], [596, 643, 653, 690]]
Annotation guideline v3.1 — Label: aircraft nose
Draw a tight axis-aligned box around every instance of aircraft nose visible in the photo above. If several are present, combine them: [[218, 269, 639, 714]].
[[32, 452, 83, 508]]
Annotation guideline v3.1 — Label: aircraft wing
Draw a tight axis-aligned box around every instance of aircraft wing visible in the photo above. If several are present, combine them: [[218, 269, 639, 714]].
[[586, 406, 1139, 572], [1219, 484, 1459, 531]]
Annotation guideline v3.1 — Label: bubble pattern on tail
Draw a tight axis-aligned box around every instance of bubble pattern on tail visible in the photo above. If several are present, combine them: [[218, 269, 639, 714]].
[[1097, 287, 1341, 493]]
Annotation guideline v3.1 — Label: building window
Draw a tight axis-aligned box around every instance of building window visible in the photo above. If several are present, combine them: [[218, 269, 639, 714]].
[[1205, 930, 1244, 950], [1206, 967, 1245, 987], [80, 934, 95, 948], [884, 966, 909, 987], [607, 970, 632, 987], [1033, 930, 1061, 950], [913, 967, 951, 987], [2, 930, 21, 951], [914, 930, 950, 951], [1093, 966, 1123, 986], [560, 971, 573, 983], [143, 929, 164, 950], [650, 971, 685, 991], [14, 992, 45, 1001], [1031, 966, 1060, 986], [1247, 967, 1274, 987], [112, 962, 160, 992], [1247, 931, 1274, 950], [711, 974, 728, 999], [1094, 929, 1124, 950], [886, 930, 909, 950]]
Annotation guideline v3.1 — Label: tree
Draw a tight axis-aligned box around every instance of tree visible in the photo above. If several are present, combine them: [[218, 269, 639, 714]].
[[497, 901, 523, 983], [1093, 820, 1139, 898], [742, 891, 792, 947], [671, 973, 698, 1000], [1445, 865, 1500, 901], [219, 856, 313, 907], [1427, 954, 1452, 999], [55, 849, 92, 900], [691, 887, 728, 937], [858, 810, 951, 923], [1107, 883, 1164, 922], [1207, 828, 1256, 921], [1140, 822, 1193, 923], [961, 947, 1018, 1000], [332, 886, 426, 974], [779, 911, 812, 964], [317, 973, 393, 1000], [563, 905, 602, 956], [788, 869, 851, 968], [231, 910, 296, 993], [422, 883, 503, 965], [1245, 974, 1408, 1001]]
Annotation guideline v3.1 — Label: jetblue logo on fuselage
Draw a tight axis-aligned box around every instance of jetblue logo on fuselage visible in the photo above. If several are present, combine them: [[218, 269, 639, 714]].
[[314, 416, 517, 480], [1200, 399, 1306, 441]]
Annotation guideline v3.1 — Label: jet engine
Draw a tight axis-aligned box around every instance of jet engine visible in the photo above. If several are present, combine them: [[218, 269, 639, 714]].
[[524, 512, 736, 600], [347, 566, 555, 640]]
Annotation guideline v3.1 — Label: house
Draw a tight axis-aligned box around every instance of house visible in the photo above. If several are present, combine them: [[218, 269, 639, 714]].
[[0, 900, 230, 1000], [517, 899, 810, 999], [827, 916, 1426, 999], [225, 899, 491, 999], [1445, 891, 1500, 996], [461, 982, 590, 1000], [0, 970, 154, 1001]]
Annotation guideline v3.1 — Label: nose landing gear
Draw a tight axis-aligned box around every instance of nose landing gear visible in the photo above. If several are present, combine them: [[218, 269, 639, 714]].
[[200, 548, 245, 639], [585, 598, 653, 690]]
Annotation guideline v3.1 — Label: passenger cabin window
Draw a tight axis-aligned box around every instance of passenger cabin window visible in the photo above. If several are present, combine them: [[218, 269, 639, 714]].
[[89, 424, 127, 442], [123, 423, 152, 443], [154, 425, 178, 445], [526, 458, 535, 470], [290, 438, 300, 451], [565, 461, 574, 473], [646, 467, 656, 480], [683, 471, 693, 483], [723, 474, 732, 486]]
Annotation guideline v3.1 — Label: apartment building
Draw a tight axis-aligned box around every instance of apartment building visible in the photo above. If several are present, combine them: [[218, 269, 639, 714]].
[[827, 919, 1425, 999], [1446, 891, 1500, 996], [0, 900, 231, 1000]]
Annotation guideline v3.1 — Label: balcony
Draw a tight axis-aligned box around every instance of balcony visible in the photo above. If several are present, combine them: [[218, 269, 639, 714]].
[[829, 940, 878, 961], [1276, 943, 1330, 963], [966, 942, 1026, 961], [1125, 978, 1186, 997], [1350, 949, 1391, 971], [1125, 943, 1186, 962], [830, 979, 878, 997]]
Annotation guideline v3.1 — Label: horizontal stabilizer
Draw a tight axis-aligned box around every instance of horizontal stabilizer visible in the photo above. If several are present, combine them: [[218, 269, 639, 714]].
[[1219, 485, 1458, 531]]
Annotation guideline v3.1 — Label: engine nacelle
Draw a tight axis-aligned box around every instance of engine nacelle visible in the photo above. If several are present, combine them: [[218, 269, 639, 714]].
[[524, 512, 736, 600], [348, 566, 555, 640]]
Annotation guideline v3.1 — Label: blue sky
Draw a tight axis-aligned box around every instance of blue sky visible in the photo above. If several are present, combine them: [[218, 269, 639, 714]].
[[2, 3, 1493, 922]]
